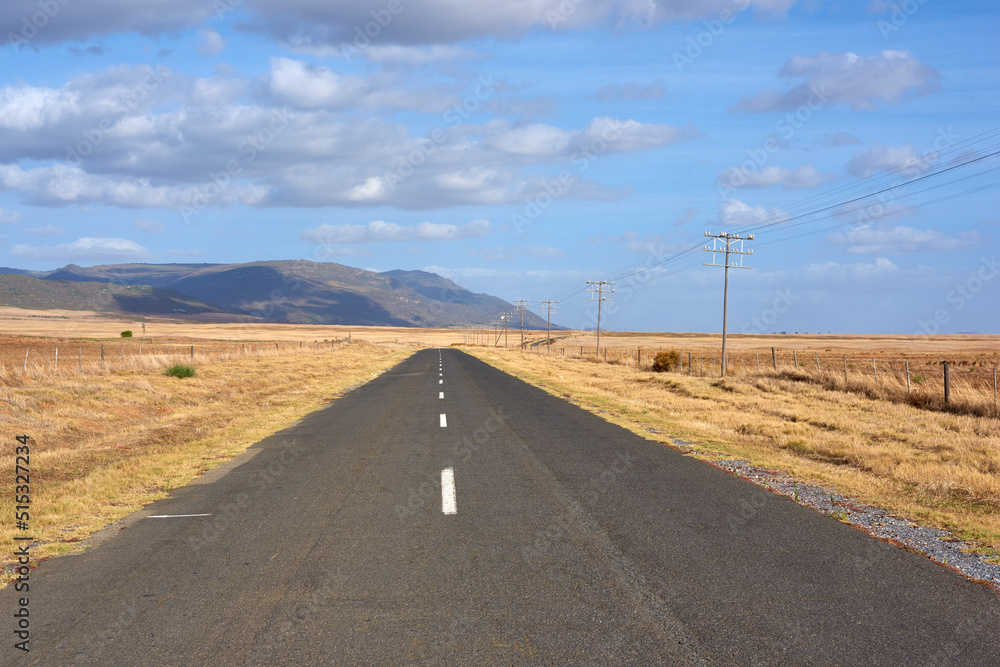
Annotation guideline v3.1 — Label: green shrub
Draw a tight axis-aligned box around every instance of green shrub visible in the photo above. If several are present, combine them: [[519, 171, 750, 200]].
[[652, 350, 680, 373], [165, 364, 196, 379], [120, 330, 133, 338]]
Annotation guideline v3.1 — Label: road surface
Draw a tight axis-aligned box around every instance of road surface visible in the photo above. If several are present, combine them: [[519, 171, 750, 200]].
[[4, 348, 999, 665]]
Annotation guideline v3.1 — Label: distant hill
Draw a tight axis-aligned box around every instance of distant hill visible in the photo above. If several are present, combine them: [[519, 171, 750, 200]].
[[0, 261, 560, 329], [0, 274, 249, 320]]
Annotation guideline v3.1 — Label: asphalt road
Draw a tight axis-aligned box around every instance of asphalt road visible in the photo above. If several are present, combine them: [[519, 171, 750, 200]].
[[4, 348, 999, 665]]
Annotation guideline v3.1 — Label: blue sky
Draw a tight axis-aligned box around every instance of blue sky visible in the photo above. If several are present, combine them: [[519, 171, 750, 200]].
[[0, 0, 997, 333]]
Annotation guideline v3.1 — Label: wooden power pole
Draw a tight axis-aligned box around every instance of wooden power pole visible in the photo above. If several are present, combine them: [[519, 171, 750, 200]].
[[704, 231, 753, 378]]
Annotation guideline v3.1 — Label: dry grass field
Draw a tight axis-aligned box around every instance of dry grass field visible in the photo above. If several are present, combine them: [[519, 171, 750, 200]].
[[467, 347, 1000, 562], [1, 308, 997, 577]]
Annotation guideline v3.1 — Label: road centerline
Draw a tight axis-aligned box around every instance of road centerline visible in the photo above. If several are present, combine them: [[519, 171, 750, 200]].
[[441, 467, 457, 515]]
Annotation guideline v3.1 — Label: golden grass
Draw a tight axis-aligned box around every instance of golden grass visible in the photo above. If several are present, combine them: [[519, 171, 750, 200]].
[[1, 341, 415, 570], [468, 348, 1000, 556]]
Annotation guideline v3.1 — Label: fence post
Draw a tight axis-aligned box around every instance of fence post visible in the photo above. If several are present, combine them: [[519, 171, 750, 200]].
[[700, 356, 704, 375], [190, 345, 194, 358], [815, 351, 820, 373], [994, 368, 997, 413], [872, 357, 877, 382], [771, 347, 777, 370], [101, 345, 105, 362], [55, 347, 58, 372], [843, 355, 847, 382], [78, 347, 81, 372], [688, 353, 692, 374], [793, 350, 798, 368], [23, 348, 28, 373], [121, 346, 124, 362], [943, 361, 950, 404], [905, 360, 910, 394], [756, 351, 760, 371]]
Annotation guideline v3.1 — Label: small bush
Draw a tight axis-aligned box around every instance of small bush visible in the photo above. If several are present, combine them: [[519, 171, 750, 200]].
[[120, 330, 133, 338], [165, 364, 196, 379], [652, 350, 680, 373]]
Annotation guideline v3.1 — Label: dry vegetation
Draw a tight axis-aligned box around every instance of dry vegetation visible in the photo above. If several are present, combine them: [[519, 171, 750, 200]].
[[468, 348, 1000, 560], [1, 336, 415, 571]]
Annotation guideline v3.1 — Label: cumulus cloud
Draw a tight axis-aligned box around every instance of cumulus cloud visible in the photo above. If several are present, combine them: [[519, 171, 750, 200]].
[[595, 82, 666, 102], [828, 225, 980, 254], [716, 164, 836, 190], [845, 143, 933, 178], [0, 209, 21, 224], [731, 51, 939, 112], [300, 219, 491, 244], [9, 236, 150, 261], [719, 199, 790, 227]]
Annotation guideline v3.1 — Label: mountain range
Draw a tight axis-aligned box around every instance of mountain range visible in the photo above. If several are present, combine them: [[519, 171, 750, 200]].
[[0, 260, 557, 330]]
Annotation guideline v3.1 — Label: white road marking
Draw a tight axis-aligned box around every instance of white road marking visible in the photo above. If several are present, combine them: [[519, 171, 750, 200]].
[[439, 379, 443, 384], [439, 372, 443, 376], [440, 413, 447, 427], [146, 514, 212, 518], [441, 467, 457, 515], [439, 392, 444, 399]]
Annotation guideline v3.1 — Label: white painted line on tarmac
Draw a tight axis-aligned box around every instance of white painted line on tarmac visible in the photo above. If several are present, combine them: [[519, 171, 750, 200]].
[[441, 467, 457, 515], [146, 514, 212, 518], [439, 379, 443, 384], [439, 392, 444, 399], [440, 413, 447, 427]]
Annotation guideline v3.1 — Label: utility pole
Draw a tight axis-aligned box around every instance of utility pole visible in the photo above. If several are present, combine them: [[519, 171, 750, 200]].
[[491, 320, 501, 347], [502, 313, 510, 348], [512, 299, 529, 349], [540, 300, 559, 355], [704, 231, 753, 378], [586, 280, 615, 355]]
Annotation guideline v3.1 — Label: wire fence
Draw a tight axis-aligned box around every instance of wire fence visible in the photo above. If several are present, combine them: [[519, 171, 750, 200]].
[[509, 342, 1000, 419]]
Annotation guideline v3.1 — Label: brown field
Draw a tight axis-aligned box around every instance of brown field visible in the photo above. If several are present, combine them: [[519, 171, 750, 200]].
[[1, 309, 997, 576]]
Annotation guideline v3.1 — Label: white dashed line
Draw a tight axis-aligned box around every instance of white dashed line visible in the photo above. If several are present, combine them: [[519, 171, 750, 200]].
[[441, 467, 457, 515], [440, 413, 447, 427], [439, 379, 443, 384], [439, 392, 444, 399]]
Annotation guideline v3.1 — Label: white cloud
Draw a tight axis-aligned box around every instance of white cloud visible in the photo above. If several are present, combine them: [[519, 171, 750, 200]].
[[828, 225, 980, 254], [197, 28, 225, 56], [717, 165, 836, 190], [845, 144, 933, 178], [719, 199, 790, 227], [732, 51, 939, 112], [133, 218, 165, 232], [267, 57, 367, 109], [0, 209, 21, 224], [22, 225, 64, 236], [801, 257, 899, 282], [9, 236, 150, 261], [300, 219, 491, 244]]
